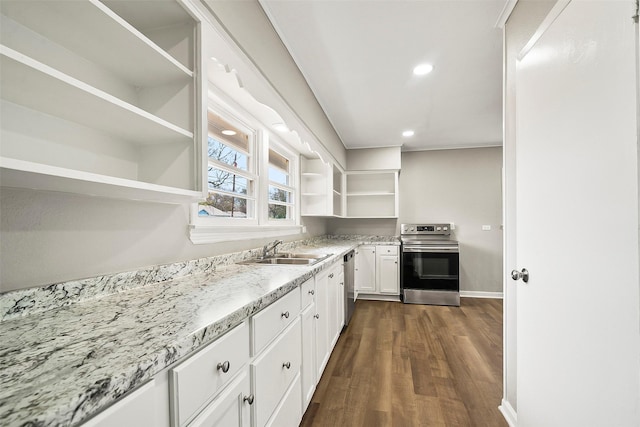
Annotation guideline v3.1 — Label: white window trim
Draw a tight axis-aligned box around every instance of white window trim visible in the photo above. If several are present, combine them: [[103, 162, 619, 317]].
[[189, 99, 303, 244]]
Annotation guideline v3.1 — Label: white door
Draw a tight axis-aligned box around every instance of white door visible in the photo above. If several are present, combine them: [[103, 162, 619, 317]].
[[355, 246, 376, 292], [514, 1, 640, 425]]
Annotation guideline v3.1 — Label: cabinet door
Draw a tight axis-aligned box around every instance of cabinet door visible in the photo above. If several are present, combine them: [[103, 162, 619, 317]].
[[336, 270, 345, 334], [314, 270, 330, 380], [355, 246, 376, 293], [377, 255, 399, 295], [189, 372, 251, 427], [81, 380, 158, 427], [326, 264, 341, 349], [300, 304, 316, 411]]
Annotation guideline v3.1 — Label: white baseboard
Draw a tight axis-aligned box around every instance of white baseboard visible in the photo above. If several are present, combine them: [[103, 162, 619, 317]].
[[460, 290, 504, 299], [356, 293, 400, 302], [499, 399, 517, 427]]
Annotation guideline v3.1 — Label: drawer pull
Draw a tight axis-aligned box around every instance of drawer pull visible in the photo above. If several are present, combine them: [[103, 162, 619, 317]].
[[329, 273, 334, 278], [282, 361, 291, 369], [281, 311, 290, 319], [308, 290, 315, 295], [243, 394, 254, 405], [314, 314, 320, 319], [216, 361, 230, 373]]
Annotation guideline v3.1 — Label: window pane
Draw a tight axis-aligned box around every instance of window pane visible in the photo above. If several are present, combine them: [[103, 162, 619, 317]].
[[208, 137, 248, 171], [208, 167, 251, 196], [268, 148, 289, 171], [207, 111, 250, 152], [269, 166, 289, 186], [268, 203, 290, 220], [269, 185, 291, 203], [199, 194, 249, 218]]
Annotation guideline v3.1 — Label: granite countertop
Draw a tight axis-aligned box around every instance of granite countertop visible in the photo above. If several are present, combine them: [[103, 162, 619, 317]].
[[0, 237, 398, 427]]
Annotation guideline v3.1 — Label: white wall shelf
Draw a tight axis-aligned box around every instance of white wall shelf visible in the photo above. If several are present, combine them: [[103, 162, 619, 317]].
[[1, 158, 203, 203], [0, 0, 206, 203], [345, 170, 398, 218], [0, 0, 192, 87], [1, 47, 193, 145], [300, 157, 344, 217]]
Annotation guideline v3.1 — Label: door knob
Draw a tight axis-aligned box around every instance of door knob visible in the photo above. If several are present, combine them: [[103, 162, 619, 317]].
[[511, 268, 530, 283]]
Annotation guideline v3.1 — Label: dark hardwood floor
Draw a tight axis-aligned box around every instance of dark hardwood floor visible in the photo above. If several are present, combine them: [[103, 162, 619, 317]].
[[301, 298, 506, 427]]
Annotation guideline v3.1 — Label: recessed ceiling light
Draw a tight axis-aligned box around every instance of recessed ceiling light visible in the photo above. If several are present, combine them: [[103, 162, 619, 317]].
[[402, 130, 415, 137], [221, 130, 237, 136], [413, 63, 434, 76], [273, 123, 289, 132]]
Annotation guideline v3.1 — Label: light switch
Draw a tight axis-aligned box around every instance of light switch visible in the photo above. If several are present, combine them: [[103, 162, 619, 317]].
[[482, 225, 491, 231]]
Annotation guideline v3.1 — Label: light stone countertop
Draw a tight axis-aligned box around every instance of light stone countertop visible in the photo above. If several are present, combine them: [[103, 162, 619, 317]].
[[0, 237, 399, 427]]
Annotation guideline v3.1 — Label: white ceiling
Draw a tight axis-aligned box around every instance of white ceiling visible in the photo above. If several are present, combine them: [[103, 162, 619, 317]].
[[260, 0, 505, 152]]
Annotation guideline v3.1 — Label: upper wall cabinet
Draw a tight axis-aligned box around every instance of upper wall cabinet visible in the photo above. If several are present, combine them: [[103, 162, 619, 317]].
[[345, 170, 398, 218], [0, 0, 207, 203], [300, 157, 343, 217]]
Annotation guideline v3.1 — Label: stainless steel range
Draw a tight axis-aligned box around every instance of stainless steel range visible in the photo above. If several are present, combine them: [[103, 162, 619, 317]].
[[400, 223, 460, 306]]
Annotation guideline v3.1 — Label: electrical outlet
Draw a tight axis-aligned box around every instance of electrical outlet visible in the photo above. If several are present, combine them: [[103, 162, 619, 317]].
[[482, 225, 491, 231]]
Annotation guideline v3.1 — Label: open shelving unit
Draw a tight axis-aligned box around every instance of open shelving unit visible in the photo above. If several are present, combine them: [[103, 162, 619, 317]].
[[0, 0, 206, 202], [300, 157, 344, 217], [345, 170, 398, 218]]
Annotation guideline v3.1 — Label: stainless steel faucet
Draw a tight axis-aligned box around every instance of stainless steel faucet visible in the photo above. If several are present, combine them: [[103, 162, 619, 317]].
[[262, 239, 283, 258]]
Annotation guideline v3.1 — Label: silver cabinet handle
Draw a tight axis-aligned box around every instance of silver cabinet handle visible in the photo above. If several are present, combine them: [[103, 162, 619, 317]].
[[308, 290, 315, 295], [340, 282, 344, 286], [281, 311, 290, 319], [243, 394, 254, 405], [216, 361, 230, 373], [314, 314, 319, 319], [329, 273, 334, 278], [511, 268, 530, 283], [282, 362, 291, 369]]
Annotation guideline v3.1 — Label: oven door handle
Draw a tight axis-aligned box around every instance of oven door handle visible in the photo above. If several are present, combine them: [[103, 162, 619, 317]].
[[403, 246, 459, 253]]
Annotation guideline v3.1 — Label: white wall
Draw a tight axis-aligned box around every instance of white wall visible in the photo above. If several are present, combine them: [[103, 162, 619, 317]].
[[400, 148, 503, 293], [202, 0, 347, 169], [347, 147, 401, 171], [329, 147, 503, 294], [0, 187, 327, 292]]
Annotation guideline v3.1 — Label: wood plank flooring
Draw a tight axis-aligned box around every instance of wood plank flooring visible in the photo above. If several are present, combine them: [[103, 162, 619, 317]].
[[301, 298, 506, 427]]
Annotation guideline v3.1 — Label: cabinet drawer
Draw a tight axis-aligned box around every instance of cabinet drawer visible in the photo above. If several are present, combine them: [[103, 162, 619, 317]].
[[377, 245, 398, 255], [171, 321, 250, 427], [251, 288, 300, 356], [251, 318, 302, 427], [300, 278, 315, 309]]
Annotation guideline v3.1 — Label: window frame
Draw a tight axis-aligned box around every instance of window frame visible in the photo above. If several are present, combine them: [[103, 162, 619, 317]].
[[195, 106, 258, 226], [262, 136, 298, 226], [189, 102, 302, 244]]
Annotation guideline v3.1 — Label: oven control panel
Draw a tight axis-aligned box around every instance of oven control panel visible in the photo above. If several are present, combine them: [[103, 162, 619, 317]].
[[401, 223, 451, 235]]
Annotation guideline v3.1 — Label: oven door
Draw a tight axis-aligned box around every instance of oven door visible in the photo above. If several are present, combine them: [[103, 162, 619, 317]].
[[401, 246, 459, 292]]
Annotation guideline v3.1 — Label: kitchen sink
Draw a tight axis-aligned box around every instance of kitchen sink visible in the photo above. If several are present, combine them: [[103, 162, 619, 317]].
[[239, 253, 333, 266]]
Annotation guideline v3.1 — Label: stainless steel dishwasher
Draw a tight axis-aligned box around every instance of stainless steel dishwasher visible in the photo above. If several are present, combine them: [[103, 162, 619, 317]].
[[343, 250, 355, 327]]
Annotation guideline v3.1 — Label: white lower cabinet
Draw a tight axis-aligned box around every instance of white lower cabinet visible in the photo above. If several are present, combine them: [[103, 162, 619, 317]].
[[356, 245, 399, 298], [81, 379, 163, 427], [251, 318, 302, 427], [354, 246, 376, 293], [265, 375, 302, 427], [188, 372, 251, 427], [170, 321, 250, 426], [82, 267, 352, 427], [300, 281, 317, 412]]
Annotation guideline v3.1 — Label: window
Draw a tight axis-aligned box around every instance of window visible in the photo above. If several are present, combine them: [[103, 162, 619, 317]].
[[267, 144, 295, 222], [190, 104, 301, 244], [199, 111, 257, 222]]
